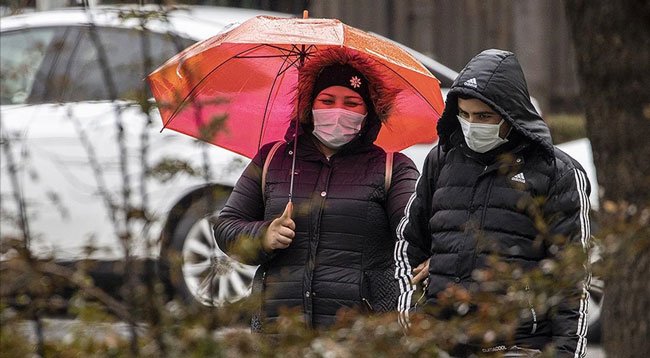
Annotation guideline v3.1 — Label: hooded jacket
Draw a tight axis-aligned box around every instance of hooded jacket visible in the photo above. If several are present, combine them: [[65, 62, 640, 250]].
[[394, 49, 591, 357], [214, 48, 419, 330]]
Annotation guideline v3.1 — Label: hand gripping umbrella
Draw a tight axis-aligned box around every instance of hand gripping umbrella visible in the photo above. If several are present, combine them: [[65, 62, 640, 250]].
[[148, 12, 444, 201]]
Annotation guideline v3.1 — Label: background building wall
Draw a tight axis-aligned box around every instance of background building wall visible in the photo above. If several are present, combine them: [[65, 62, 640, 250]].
[[24, 0, 581, 114], [309, 0, 581, 114]]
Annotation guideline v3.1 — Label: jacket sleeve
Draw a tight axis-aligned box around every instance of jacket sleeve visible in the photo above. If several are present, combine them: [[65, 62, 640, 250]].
[[386, 153, 420, 238], [212, 145, 275, 266], [393, 146, 438, 329], [543, 165, 591, 357]]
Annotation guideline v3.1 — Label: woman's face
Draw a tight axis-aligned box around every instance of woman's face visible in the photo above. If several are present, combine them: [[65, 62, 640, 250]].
[[312, 86, 368, 115]]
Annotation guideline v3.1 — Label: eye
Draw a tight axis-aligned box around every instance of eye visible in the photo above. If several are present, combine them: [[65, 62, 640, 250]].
[[478, 113, 495, 120], [318, 99, 334, 105], [458, 110, 469, 119], [345, 101, 362, 107]]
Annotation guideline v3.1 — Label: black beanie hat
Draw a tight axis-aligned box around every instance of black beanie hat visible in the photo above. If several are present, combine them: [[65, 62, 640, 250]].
[[311, 64, 372, 108]]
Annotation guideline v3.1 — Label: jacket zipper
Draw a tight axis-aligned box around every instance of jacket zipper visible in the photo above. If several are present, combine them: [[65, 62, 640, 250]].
[[361, 297, 374, 312], [360, 271, 374, 312], [525, 284, 538, 334]]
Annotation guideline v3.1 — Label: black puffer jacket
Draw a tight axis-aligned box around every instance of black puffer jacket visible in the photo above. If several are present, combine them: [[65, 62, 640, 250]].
[[214, 118, 418, 330], [395, 49, 591, 357]]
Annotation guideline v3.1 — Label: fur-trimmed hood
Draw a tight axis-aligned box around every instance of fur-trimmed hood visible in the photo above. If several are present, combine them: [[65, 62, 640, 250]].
[[293, 48, 400, 145]]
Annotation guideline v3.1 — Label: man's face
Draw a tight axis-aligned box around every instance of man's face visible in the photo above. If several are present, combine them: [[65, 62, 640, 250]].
[[457, 97, 511, 139]]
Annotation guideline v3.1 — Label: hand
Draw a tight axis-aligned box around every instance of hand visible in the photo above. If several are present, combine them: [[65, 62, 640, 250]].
[[411, 258, 430, 285], [262, 202, 295, 253]]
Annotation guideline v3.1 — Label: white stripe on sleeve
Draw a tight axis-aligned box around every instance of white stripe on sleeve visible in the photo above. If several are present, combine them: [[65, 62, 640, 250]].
[[573, 169, 591, 358]]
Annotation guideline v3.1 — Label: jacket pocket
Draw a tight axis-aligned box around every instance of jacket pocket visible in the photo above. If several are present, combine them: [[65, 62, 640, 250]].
[[360, 271, 374, 312], [362, 269, 398, 313]]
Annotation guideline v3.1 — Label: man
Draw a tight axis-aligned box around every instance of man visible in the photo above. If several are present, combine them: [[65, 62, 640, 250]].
[[394, 49, 591, 357]]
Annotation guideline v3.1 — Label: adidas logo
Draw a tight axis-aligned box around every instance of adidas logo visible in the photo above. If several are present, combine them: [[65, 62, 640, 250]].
[[511, 172, 526, 184], [463, 77, 478, 88]]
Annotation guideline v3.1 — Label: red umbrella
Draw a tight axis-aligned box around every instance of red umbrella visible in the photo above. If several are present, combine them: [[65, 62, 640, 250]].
[[148, 14, 444, 160]]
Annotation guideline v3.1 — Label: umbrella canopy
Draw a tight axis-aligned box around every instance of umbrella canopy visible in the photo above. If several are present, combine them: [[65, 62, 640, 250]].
[[148, 15, 444, 159]]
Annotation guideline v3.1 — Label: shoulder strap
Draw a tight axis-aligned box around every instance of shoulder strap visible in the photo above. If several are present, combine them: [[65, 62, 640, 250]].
[[262, 145, 393, 194], [385, 151, 394, 191], [261, 141, 283, 198]]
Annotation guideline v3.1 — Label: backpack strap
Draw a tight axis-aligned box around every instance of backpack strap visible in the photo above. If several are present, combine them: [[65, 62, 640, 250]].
[[385, 151, 394, 191], [263, 144, 393, 196], [261, 141, 283, 198]]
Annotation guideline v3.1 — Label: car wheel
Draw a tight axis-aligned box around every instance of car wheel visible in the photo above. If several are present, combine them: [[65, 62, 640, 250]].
[[162, 191, 257, 306]]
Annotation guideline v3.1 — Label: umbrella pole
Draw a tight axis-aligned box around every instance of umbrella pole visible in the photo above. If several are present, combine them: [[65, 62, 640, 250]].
[[288, 116, 298, 203], [289, 11, 309, 203]]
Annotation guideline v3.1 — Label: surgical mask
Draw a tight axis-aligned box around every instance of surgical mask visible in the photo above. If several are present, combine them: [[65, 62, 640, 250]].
[[457, 115, 509, 153], [312, 108, 366, 149]]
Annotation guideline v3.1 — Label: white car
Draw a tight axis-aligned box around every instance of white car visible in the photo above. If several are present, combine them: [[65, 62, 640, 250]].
[[0, 5, 600, 335], [1, 5, 278, 306]]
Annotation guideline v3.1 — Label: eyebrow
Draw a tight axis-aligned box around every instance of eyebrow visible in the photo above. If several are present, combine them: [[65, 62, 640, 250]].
[[458, 108, 497, 115], [317, 92, 363, 100]]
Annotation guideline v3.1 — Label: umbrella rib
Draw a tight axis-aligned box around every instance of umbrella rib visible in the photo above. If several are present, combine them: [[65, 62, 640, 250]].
[[162, 44, 300, 129], [278, 45, 316, 75], [257, 51, 294, 150], [256, 44, 315, 146], [234, 44, 315, 63], [232, 43, 290, 58], [276, 55, 302, 76], [162, 43, 274, 128], [375, 62, 442, 118], [233, 44, 303, 60], [262, 43, 304, 55], [275, 45, 316, 76], [233, 54, 298, 59]]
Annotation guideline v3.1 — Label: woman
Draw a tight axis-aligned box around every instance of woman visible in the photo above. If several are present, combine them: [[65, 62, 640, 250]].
[[213, 48, 419, 331]]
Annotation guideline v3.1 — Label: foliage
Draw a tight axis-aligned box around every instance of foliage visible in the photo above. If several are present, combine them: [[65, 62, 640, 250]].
[[148, 158, 202, 183], [1, 228, 592, 356], [591, 202, 650, 355], [0, 3, 607, 357], [545, 114, 586, 144]]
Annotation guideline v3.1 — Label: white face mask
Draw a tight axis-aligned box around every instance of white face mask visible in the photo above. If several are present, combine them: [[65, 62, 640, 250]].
[[457, 115, 509, 153], [312, 108, 366, 149]]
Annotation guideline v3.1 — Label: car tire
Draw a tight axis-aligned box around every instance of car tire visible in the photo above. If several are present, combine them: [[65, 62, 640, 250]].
[[160, 189, 257, 306]]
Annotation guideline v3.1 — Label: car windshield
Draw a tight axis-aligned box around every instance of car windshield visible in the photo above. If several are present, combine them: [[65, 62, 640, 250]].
[[1, 25, 194, 105], [58, 26, 191, 102], [0, 28, 57, 105]]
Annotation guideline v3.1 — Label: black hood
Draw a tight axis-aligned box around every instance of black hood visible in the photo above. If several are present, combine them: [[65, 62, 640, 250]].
[[438, 49, 553, 156]]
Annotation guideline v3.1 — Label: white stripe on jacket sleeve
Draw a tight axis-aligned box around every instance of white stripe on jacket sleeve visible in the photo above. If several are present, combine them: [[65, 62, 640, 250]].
[[573, 169, 591, 358], [394, 175, 421, 329]]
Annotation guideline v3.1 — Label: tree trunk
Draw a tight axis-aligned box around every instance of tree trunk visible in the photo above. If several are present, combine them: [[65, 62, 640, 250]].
[[564, 1, 650, 356], [564, 0, 650, 204]]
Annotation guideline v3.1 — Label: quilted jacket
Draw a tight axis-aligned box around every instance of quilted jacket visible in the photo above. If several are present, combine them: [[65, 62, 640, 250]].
[[214, 117, 418, 330], [394, 49, 591, 357]]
